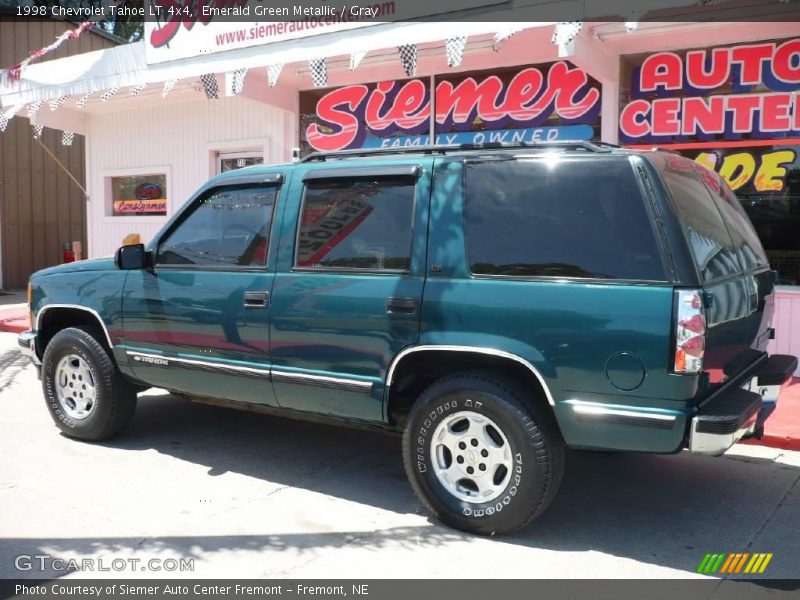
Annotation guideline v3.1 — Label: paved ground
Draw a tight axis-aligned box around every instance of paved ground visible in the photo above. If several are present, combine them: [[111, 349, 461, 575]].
[[0, 332, 798, 580]]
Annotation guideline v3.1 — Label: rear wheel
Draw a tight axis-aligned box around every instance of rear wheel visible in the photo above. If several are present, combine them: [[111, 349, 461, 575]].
[[42, 326, 137, 441], [402, 372, 564, 535]]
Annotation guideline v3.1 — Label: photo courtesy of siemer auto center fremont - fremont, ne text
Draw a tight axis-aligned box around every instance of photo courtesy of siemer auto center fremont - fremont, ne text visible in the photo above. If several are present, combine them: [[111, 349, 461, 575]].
[[0, 0, 800, 597]]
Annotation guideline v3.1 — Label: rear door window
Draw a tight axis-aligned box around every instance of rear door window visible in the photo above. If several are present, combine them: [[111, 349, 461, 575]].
[[296, 177, 415, 271], [464, 156, 666, 281], [652, 154, 742, 282]]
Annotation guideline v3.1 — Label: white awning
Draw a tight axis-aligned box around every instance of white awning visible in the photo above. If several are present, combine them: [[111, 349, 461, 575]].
[[0, 21, 546, 108]]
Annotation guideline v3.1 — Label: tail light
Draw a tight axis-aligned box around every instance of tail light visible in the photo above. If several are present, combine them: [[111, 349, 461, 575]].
[[673, 289, 706, 374]]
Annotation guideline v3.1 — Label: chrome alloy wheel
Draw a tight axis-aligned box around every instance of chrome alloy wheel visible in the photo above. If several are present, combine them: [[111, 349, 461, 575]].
[[54, 354, 97, 420], [430, 410, 513, 503]]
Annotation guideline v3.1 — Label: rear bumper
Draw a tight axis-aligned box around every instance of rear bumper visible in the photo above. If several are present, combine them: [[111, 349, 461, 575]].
[[17, 330, 40, 366], [688, 354, 797, 455]]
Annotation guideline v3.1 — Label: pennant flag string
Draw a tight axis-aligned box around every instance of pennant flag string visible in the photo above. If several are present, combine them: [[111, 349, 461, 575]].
[[229, 68, 247, 95], [493, 26, 522, 51], [129, 83, 147, 96], [5, 21, 95, 84], [268, 63, 284, 87], [310, 58, 327, 87], [27, 100, 44, 123], [162, 79, 178, 98], [32, 123, 43, 140], [200, 73, 219, 99], [398, 44, 417, 77], [49, 96, 69, 111], [62, 131, 75, 146], [76, 92, 91, 108], [445, 36, 467, 67], [100, 86, 119, 102], [350, 50, 367, 71], [551, 22, 583, 50], [0, 104, 23, 133]]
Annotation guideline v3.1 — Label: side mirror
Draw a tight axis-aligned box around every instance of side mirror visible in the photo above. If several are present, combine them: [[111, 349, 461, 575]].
[[115, 244, 151, 270]]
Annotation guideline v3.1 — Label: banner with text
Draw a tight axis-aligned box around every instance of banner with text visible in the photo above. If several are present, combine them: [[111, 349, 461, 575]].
[[299, 62, 602, 154]]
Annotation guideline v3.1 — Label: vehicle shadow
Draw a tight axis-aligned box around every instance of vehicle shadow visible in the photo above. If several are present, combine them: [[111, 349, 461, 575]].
[[74, 391, 800, 577]]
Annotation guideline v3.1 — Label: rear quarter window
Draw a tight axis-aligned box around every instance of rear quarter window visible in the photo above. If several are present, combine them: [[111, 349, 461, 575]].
[[691, 162, 769, 272], [463, 156, 666, 281], [651, 154, 743, 283]]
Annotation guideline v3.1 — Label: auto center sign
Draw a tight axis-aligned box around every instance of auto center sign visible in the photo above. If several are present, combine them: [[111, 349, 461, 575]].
[[620, 39, 800, 144], [300, 62, 602, 153]]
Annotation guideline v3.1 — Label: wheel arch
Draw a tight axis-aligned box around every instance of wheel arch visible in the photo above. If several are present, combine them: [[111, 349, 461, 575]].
[[385, 345, 557, 426], [36, 305, 114, 357]]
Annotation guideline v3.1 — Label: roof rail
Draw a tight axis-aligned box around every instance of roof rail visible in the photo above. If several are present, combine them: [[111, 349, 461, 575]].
[[300, 141, 616, 162]]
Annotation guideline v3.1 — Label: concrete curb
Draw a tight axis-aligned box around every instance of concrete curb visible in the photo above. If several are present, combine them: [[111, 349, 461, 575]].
[[0, 305, 28, 334]]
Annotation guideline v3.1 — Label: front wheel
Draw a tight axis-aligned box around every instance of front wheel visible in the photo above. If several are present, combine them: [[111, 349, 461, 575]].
[[41, 326, 137, 441], [402, 372, 564, 535]]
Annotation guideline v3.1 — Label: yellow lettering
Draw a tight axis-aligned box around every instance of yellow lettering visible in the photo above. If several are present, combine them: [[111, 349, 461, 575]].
[[754, 149, 796, 192], [719, 152, 756, 191], [694, 152, 718, 171]]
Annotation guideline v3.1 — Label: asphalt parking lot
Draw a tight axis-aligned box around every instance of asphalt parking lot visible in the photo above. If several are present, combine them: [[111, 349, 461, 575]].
[[0, 332, 798, 580]]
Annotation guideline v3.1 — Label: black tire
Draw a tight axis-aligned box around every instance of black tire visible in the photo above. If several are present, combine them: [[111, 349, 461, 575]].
[[41, 326, 137, 441], [402, 371, 564, 535]]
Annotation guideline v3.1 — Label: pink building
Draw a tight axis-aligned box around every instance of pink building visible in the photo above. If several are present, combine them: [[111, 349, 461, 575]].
[[1, 12, 799, 371]]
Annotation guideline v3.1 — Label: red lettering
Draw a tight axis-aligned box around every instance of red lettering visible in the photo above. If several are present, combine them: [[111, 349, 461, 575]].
[[651, 98, 681, 136], [640, 52, 682, 92], [365, 80, 429, 130], [619, 100, 651, 138], [363, 82, 394, 131], [725, 95, 761, 132], [496, 69, 544, 121], [435, 76, 505, 124], [730, 43, 774, 85], [685, 48, 731, 89], [306, 85, 369, 151], [773, 39, 800, 83], [307, 64, 600, 151], [761, 93, 792, 131], [681, 96, 725, 135], [548, 62, 600, 120]]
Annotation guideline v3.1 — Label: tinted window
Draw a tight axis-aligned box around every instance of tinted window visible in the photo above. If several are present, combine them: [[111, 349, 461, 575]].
[[654, 155, 741, 282], [464, 157, 665, 280], [158, 185, 277, 267], [691, 162, 769, 272], [296, 177, 414, 270]]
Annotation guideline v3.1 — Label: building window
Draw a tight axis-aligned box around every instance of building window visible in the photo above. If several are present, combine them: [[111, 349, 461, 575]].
[[216, 151, 263, 174], [110, 174, 168, 217]]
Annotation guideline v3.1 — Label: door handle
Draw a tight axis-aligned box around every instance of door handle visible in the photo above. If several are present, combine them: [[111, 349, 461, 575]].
[[386, 297, 417, 315], [243, 291, 270, 309]]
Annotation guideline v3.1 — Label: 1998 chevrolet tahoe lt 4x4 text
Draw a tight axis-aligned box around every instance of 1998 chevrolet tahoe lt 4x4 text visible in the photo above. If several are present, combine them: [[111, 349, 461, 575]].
[[19, 142, 798, 535]]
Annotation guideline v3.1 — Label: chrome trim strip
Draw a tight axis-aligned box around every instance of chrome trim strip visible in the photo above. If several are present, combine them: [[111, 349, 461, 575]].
[[386, 345, 555, 406], [126, 351, 270, 377], [36, 304, 114, 349], [568, 401, 678, 422], [271, 369, 374, 392]]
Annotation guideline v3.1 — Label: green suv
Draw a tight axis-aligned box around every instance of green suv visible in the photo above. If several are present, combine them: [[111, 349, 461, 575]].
[[19, 142, 797, 535]]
